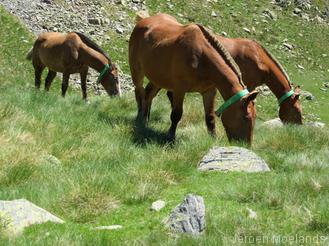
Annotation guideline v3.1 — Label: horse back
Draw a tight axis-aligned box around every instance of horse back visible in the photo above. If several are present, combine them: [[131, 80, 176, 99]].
[[33, 32, 81, 72], [129, 14, 208, 90]]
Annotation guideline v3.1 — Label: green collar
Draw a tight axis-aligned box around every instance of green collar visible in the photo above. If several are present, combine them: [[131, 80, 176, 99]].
[[278, 90, 294, 106], [97, 64, 110, 84], [216, 89, 249, 116]]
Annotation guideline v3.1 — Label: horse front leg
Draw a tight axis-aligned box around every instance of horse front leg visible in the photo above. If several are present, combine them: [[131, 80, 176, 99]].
[[168, 91, 185, 141], [80, 67, 89, 100], [202, 88, 217, 137], [45, 70, 57, 91], [61, 72, 70, 97]]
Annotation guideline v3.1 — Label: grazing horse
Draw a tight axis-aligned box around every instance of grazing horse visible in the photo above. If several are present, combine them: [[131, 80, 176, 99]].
[[217, 36, 302, 124], [26, 32, 121, 99], [129, 13, 258, 143]]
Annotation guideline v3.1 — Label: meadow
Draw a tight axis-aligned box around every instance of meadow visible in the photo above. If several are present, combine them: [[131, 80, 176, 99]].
[[1, 0, 329, 245]]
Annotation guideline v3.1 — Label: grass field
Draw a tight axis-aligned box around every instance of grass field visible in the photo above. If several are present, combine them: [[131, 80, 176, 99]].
[[1, 1, 329, 245]]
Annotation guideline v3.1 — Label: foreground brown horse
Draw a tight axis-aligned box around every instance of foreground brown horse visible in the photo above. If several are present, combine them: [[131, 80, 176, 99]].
[[146, 31, 302, 125], [129, 14, 258, 143], [26, 32, 121, 99]]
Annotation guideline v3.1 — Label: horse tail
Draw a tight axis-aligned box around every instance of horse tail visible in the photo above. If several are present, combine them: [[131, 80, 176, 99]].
[[256, 41, 291, 85], [196, 24, 243, 85], [26, 47, 33, 60], [73, 32, 111, 62], [135, 10, 150, 23]]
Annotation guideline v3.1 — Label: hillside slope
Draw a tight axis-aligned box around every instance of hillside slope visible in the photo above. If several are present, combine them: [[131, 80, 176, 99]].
[[1, 1, 329, 245]]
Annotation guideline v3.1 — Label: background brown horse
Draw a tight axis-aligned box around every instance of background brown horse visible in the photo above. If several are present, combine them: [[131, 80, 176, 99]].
[[26, 32, 121, 99], [218, 36, 302, 124], [129, 13, 258, 143]]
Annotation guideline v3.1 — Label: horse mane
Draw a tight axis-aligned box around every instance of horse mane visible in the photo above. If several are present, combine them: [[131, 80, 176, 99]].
[[256, 41, 291, 86], [196, 24, 243, 86], [73, 32, 111, 62]]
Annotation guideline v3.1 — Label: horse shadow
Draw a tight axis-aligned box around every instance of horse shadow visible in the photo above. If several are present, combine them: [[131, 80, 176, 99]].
[[132, 119, 173, 146], [97, 111, 172, 146]]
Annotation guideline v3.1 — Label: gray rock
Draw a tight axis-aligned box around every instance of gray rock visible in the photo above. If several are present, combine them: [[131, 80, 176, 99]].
[[305, 121, 325, 128], [300, 90, 315, 100], [198, 147, 270, 173], [166, 194, 205, 235], [151, 200, 166, 212], [263, 118, 284, 128], [0, 199, 64, 235]]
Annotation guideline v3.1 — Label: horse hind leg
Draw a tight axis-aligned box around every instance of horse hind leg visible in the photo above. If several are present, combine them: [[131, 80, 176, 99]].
[[61, 72, 70, 97], [130, 63, 146, 121], [202, 88, 217, 136], [144, 82, 161, 122], [168, 92, 185, 141], [33, 63, 45, 90], [45, 70, 57, 91]]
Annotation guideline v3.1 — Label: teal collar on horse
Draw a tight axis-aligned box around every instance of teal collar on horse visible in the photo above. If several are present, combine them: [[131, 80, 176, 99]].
[[278, 89, 294, 106], [97, 64, 111, 84], [216, 89, 249, 116]]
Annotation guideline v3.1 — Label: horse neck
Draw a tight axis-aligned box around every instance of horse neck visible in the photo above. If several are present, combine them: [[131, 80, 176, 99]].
[[216, 75, 245, 100], [80, 45, 109, 72], [265, 66, 292, 99]]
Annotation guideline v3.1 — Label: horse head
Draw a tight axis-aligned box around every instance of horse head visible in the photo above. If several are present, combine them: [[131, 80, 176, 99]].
[[219, 90, 258, 144], [279, 87, 302, 124], [98, 64, 121, 96]]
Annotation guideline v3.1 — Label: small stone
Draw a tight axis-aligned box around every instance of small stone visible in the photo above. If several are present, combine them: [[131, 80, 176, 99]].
[[198, 147, 270, 173], [243, 27, 251, 33], [116, 27, 124, 34], [263, 118, 283, 128], [211, 11, 218, 17], [166, 194, 205, 235], [88, 18, 101, 25], [283, 42, 293, 50], [247, 208, 257, 219], [294, 8, 302, 15], [297, 64, 305, 70], [42, 154, 61, 167], [93, 225, 123, 230], [263, 9, 277, 20], [151, 200, 166, 212], [221, 31, 228, 37]]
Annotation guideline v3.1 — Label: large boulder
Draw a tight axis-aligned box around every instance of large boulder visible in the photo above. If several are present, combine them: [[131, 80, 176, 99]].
[[0, 199, 64, 235], [166, 194, 206, 235], [198, 147, 270, 173]]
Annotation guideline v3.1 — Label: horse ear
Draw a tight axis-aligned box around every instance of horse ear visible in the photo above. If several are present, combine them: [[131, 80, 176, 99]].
[[292, 86, 301, 100], [294, 86, 301, 94], [242, 90, 259, 103]]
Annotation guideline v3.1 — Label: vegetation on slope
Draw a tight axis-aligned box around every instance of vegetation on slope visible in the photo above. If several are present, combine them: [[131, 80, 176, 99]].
[[0, 1, 329, 245]]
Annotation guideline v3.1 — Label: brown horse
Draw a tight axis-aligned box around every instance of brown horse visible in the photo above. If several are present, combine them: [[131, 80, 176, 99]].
[[26, 32, 121, 99], [129, 13, 258, 143], [147, 34, 302, 125], [217, 36, 302, 124]]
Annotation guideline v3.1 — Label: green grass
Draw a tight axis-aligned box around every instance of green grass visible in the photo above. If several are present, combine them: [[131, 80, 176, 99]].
[[1, 1, 329, 245]]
